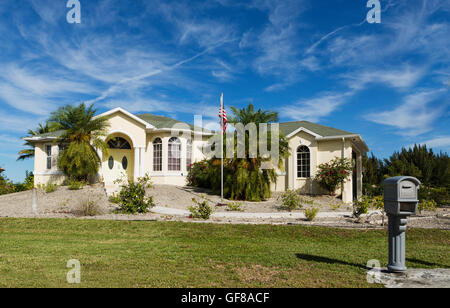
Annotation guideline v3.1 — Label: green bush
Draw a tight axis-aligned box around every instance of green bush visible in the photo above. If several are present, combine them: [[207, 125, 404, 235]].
[[188, 198, 213, 220], [315, 158, 353, 195], [113, 175, 155, 214], [23, 171, 34, 190], [418, 199, 438, 214], [278, 189, 303, 212], [419, 186, 450, 206], [304, 207, 319, 221], [37, 183, 58, 193], [67, 179, 86, 190], [353, 195, 383, 218], [226, 201, 244, 212], [363, 183, 383, 197], [187, 160, 212, 188]]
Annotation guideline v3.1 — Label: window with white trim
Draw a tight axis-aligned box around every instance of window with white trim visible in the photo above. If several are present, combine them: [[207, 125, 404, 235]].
[[297, 145, 311, 178], [186, 139, 192, 171], [46, 145, 52, 170], [153, 138, 162, 172], [168, 137, 181, 171]]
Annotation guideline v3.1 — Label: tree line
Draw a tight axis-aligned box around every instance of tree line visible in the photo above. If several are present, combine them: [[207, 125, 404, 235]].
[[363, 144, 449, 187]]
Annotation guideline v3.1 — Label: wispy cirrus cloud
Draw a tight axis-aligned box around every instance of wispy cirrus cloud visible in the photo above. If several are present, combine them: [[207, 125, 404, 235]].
[[365, 89, 449, 136]]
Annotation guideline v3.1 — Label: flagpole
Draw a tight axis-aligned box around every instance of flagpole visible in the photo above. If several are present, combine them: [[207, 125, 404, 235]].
[[220, 93, 224, 203]]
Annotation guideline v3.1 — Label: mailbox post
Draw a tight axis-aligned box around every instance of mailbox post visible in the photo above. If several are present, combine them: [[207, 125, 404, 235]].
[[383, 176, 420, 273]]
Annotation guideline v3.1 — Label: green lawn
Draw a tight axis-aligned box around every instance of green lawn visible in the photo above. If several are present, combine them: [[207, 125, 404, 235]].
[[0, 218, 448, 288]]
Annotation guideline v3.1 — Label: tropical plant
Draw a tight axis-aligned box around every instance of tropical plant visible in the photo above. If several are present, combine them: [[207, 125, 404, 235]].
[[315, 158, 353, 195], [304, 207, 319, 221], [226, 201, 244, 212], [189, 198, 213, 220], [17, 122, 59, 161], [187, 103, 290, 201], [49, 103, 109, 181], [113, 174, 155, 214], [278, 189, 303, 212]]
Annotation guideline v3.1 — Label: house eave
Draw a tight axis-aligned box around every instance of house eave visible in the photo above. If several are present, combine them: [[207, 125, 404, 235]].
[[316, 134, 370, 152]]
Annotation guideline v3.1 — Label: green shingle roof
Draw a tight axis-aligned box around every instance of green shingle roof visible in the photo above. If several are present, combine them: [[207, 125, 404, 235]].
[[136, 113, 212, 133], [28, 130, 65, 139], [279, 121, 356, 137]]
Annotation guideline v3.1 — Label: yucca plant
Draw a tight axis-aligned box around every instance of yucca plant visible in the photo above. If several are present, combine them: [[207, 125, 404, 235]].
[[50, 103, 109, 182]]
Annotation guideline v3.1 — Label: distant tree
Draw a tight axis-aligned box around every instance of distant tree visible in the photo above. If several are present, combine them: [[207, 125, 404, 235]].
[[362, 152, 385, 185], [385, 145, 449, 187]]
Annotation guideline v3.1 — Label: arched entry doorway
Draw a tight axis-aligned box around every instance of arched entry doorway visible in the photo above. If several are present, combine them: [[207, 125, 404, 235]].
[[102, 135, 134, 185]]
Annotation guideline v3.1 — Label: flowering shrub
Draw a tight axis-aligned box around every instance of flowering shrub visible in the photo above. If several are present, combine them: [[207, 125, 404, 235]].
[[0, 167, 15, 195], [315, 158, 353, 195], [113, 174, 155, 214], [187, 160, 214, 189]]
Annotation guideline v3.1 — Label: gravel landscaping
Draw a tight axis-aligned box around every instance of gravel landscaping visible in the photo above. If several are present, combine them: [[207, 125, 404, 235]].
[[0, 184, 448, 229]]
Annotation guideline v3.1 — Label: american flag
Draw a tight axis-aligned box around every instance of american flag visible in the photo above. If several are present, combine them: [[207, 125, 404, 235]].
[[219, 93, 227, 133]]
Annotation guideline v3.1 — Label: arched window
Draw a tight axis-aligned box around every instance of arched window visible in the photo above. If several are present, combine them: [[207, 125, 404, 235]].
[[168, 137, 181, 171], [108, 137, 131, 149], [153, 138, 162, 172], [186, 139, 192, 171], [297, 146, 311, 178]]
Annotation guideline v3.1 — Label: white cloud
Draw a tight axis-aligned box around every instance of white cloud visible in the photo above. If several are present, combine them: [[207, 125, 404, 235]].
[[279, 91, 354, 122], [344, 66, 425, 90], [365, 89, 448, 136], [418, 136, 450, 149]]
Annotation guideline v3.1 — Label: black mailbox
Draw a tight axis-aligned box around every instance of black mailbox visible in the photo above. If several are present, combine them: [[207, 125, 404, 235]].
[[383, 176, 420, 216]]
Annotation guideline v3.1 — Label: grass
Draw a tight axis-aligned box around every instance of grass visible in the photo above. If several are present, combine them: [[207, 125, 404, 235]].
[[0, 218, 448, 288]]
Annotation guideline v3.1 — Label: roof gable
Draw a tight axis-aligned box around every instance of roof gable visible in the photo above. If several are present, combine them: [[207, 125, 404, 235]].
[[95, 107, 154, 129], [279, 121, 355, 138]]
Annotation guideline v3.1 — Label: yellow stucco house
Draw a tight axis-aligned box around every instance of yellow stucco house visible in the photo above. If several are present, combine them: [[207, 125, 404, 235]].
[[25, 107, 369, 203]]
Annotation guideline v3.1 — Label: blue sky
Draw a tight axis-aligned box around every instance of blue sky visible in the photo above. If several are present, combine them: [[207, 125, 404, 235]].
[[0, 0, 449, 182]]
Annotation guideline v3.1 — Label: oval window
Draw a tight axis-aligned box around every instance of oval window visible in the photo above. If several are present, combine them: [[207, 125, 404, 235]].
[[108, 156, 114, 170], [122, 156, 128, 170]]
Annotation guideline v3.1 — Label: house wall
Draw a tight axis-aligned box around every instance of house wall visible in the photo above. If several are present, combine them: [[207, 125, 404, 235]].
[[272, 133, 356, 204], [33, 142, 65, 185]]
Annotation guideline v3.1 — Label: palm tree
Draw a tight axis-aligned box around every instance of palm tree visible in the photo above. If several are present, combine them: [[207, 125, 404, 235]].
[[211, 103, 290, 201], [17, 122, 58, 161], [49, 103, 109, 181]]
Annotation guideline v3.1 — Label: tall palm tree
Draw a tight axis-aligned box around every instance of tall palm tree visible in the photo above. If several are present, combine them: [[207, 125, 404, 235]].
[[49, 103, 109, 181], [214, 103, 290, 201], [17, 122, 58, 161]]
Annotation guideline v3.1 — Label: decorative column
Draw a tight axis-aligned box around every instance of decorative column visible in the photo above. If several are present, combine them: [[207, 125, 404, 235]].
[[97, 149, 103, 180], [134, 147, 140, 180], [139, 147, 145, 177]]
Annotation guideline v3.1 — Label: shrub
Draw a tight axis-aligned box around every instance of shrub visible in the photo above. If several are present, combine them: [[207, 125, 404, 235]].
[[187, 160, 212, 188], [23, 171, 34, 190], [353, 195, 383, 218], [418, 199, 438, 214], [363, 183, 383, 197], [37, 183, 58, 193], [188, 198, 213, 220], [226, 201, 244, 212], [315, 158, 353, 195], [67, 179, 86, 190], [278, 189, 303, 212], [419, 186, 450, 206], [304, 207, 319, 221], [113, 175, 155, 214], [74, 198, 103, 216]]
